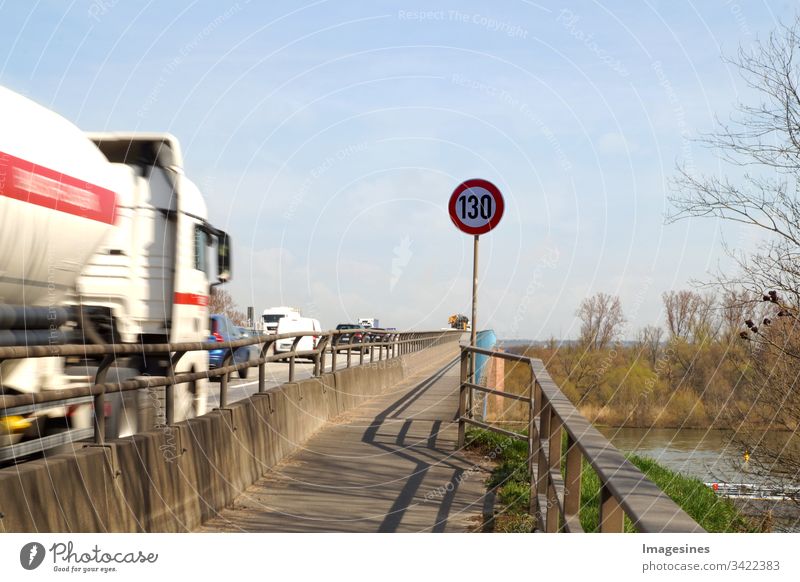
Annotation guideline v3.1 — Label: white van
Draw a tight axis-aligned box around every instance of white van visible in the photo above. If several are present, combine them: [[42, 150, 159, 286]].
[[262, 306, 300, 333], [275, 316, 322, 354]]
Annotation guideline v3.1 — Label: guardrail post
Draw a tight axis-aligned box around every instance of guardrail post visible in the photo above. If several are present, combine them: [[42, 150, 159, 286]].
[[259, 338, 274, 393], [258, 362, 266, 393], [457, 348, 469, 448], [220, 353, 232, 408], [93, 390, 106, 444], [331, 336, 338, 372], [92, 354, 116, 443], [167, 351, 185, 427], [347, 346, 352, 368], [546, 409, 562, 533], [563, 432, 582, 531], [600, 485, 624, 532]]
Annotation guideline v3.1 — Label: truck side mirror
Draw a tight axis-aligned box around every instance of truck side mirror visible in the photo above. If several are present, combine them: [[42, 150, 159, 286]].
[[217, 231, 232, 283]]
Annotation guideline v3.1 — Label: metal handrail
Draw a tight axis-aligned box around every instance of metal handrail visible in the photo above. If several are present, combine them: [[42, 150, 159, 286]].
[[456, 346, 704, 533], [1, 329, 461, 449]]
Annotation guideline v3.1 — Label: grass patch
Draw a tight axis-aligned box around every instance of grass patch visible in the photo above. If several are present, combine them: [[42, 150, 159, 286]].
[[466, 428, 758, 533]]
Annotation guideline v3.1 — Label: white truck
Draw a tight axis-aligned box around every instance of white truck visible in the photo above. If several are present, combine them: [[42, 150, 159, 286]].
[[0, 85, 231, 449], [262, 306, 300, 334], [358, 318, 379, 329]]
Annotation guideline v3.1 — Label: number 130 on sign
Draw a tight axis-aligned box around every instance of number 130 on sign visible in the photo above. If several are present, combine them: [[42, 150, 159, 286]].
[[448, 178, 504, 235]]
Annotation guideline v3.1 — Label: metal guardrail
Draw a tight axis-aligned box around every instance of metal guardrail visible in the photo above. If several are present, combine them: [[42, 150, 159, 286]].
[[456, 346, 704, 533], [0, 329, 460, 455]]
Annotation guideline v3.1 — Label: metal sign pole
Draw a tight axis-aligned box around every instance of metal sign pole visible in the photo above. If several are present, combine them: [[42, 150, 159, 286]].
[[469, 234, 479, 417]]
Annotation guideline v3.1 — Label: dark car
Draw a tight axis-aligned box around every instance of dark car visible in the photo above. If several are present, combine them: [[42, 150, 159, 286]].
[[335, 323, 367, 350], [209, 314, 259, 379], [367, 327, 392, 344]]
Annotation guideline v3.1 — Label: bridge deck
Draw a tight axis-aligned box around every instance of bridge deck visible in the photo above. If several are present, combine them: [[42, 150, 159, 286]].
[[199, 355, 494, 532]]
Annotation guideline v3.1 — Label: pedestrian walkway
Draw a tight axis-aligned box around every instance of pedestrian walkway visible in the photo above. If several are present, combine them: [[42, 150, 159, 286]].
[[200, 355, 494, 532]]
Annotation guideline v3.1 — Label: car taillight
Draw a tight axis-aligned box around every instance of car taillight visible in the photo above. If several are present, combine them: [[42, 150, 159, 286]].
[[213, 332, 224, 342]]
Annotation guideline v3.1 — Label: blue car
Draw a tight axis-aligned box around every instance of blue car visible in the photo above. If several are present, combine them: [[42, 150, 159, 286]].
[[208, 314, 259, 379]]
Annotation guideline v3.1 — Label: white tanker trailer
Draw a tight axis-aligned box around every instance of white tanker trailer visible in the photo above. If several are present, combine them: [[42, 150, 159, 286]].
[[0, 85, 231, 452]]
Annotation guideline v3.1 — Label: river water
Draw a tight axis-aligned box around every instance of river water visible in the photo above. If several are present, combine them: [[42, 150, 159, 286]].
[[597, 427, 798, 485], [597, 427, 800, 531]]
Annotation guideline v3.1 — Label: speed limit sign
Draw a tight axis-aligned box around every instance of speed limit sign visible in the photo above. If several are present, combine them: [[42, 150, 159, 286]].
[[448, 178, 504, 235]]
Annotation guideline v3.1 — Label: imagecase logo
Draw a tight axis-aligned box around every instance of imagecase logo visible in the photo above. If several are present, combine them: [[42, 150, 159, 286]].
[[20, 542, 46, 570]]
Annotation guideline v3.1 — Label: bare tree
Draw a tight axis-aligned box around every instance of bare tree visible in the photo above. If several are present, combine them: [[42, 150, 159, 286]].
[[662, 290, 699, 341], [576, 292, 625, 350], [670, 16, 800, 486], [662, 290, 719, 342], [636, 324, 664, 368], [209, 287, 247, 325]]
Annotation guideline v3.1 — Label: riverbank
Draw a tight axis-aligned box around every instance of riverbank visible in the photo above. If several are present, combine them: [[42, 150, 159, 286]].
[[465, 428, 761, 533]]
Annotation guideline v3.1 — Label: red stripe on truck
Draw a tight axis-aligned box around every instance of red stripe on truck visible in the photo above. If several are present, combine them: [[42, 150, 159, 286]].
[[174, 293, 209, 306], [0, 150, 117, 224]]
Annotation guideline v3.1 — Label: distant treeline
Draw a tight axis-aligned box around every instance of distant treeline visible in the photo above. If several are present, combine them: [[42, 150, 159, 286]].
[[496, 290, 770, 430]]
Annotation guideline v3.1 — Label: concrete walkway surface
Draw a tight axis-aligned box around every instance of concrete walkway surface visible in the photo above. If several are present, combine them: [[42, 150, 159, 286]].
[[200, 354, 494, 532]]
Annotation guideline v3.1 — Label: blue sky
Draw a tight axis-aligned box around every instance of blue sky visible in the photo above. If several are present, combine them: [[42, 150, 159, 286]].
[[1, 0, 795, 338]]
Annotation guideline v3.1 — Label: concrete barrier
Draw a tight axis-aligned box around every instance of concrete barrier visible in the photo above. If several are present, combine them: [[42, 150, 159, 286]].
[[0, 340, 458, 532]]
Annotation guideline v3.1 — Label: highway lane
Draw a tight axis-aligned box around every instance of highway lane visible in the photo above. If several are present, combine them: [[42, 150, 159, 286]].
[[205, 351, 377, 408]]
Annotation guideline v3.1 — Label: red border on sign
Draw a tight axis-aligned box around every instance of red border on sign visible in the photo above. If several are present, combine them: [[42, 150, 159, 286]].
[[448, 178, 505, 235]]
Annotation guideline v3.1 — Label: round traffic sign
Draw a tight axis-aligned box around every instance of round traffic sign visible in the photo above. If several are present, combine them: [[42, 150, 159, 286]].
[[448, 178, 504, 235]]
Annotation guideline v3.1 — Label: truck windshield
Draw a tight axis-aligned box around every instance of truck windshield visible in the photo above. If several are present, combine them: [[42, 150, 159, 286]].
[[263, 314, 284, 324]]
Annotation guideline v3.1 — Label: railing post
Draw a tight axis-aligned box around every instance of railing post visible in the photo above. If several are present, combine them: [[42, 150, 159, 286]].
[[166, 351, 185, 427], [563, 432, 582, 531], [258, 362, 266, 393], [93, 390, 106, 444], [331, 336, 338, 372], [457, 348, 469, 448], [546, 408, 562, 533], [359, 344, 364, 365], [528, 363, 537, 514], [467, 352, 474, 419], [536, 399, 551, 518], [220, 370, 228, 409], [347, 346, 352, 368], [93, 354, 115, 443], [258, 339, 274, 393], [600, 485, 624, 532]]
